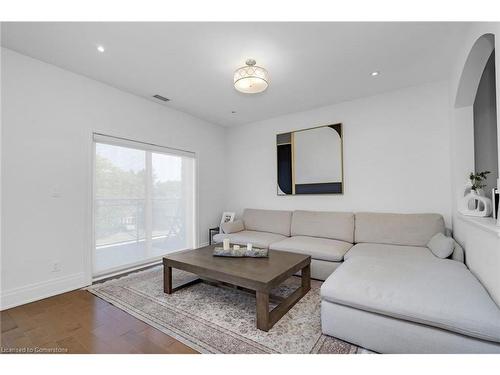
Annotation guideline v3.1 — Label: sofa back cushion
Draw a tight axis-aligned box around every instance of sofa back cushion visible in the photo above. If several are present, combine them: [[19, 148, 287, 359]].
[[354, 212, 445, 246], [242, 208, 292, 236], [291, 210, 354, 243]]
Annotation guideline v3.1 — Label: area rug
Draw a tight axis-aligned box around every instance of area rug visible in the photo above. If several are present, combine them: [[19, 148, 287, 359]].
[[87, 266, 363, 354]]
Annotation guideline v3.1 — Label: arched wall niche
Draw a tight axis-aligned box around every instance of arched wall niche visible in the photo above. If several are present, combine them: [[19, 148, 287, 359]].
[[455, 33, 495, 108], [451, 32, 498, 213], [451, 31, 500, 309]]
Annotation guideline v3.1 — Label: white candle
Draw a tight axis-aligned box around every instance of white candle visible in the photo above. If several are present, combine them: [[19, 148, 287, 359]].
[[247, 243, 253, 251], [223, 238, 230, 250], [233, 244, 240, 250]]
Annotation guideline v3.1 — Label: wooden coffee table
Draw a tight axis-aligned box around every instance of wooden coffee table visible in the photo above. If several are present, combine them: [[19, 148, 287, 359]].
[[162, 245, 311, 332]]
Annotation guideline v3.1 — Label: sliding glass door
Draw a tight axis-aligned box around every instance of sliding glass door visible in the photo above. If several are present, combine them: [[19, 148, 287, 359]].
[[93, 134, 195, 277]]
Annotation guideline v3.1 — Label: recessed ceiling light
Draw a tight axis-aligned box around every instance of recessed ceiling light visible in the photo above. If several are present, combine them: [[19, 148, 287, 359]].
[[97, 45, 105, 53], [371, 71, 380, 77]]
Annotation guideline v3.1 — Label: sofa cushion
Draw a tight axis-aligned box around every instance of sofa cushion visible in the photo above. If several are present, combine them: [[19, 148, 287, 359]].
[[213, 230, 287, 249], [321, 256, 500, 343], [221, 219, 244, 234], [345, 243, 435, 261], [354, 212, 445, 246], [427, 233, 455, 259], [269, 236, 352, 262], [242, 209, 292, 236], [291, 210, 354, 243]]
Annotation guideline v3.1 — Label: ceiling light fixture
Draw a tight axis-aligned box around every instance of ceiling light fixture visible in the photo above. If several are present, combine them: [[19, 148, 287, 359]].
[[371, 71, 380, 77], [97, 45, 105, 53], [234, 59, 269, 94]]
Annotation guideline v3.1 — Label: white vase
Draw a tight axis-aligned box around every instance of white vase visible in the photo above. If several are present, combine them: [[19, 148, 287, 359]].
[[459, 182, 493, 217]]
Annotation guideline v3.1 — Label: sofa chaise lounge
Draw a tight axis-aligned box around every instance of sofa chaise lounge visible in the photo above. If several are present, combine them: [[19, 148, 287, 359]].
[[214, 208, 500, 353], [321, 212, 500, 353]]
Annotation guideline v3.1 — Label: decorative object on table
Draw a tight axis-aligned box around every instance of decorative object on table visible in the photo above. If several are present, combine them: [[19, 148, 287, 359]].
[[277, 123, 343, 195], [213, 246, 269, 258], [208, 227, 220, 246], [246, 243, 253, 251], [233, 244, 240, 250], [223, 238, 230, 250], [219, 212, 235, 232], [459, 171, 493, 217]]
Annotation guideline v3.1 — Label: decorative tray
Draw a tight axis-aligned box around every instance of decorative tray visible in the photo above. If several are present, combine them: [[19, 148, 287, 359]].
[[213, 247, 268, 258]]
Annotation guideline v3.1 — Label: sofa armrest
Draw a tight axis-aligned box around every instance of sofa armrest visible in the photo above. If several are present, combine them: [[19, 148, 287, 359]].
[[451, 239, 465, 263], [221, 220, 245, 234]]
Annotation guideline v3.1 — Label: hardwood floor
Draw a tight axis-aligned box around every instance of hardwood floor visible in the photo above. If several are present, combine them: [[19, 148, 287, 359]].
[[0, 289, 198, 354]]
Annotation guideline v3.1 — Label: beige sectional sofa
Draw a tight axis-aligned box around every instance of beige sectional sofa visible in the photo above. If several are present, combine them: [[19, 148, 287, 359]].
[[269, 210, 354, 280], [214, 208, 462, 279], [213, 208, 291, 249], [214, 209, 355, 279], [214, 208, 500, 353], [322, 211, 500, 353]]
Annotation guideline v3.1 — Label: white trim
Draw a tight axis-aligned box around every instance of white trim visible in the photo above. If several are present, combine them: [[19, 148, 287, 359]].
[[93, 133, 195, 158], [92, 259, 162, 282], [457, 213, 500, 237], [0, 272, 86, 310], [85, 131, 95, 286], [91, 243, 209, 282], [194, 155, 200, 248], [91, 251, 188, 279]]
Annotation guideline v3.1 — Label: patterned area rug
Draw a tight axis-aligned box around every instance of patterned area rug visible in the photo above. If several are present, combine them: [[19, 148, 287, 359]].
[[87, 266, 362, 354]]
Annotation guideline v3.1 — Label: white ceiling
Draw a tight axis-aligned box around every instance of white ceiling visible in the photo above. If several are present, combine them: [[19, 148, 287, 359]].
[[1, 22, 471, 127]]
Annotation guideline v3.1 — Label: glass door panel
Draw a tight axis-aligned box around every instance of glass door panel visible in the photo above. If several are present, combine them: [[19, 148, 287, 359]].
[[151, 153, 195, 257], [94, 143, 147, 274], [93, 136, 196, 277]]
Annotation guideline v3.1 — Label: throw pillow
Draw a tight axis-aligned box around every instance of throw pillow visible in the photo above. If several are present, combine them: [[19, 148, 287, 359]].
[[221, 220, 244, 234], [427, 232, 454, 259]]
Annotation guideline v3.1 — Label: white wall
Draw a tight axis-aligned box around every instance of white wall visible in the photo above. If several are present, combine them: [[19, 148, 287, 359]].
[[3, 29, 499, 310], [225, 81, 453, 227], [0, 48, 226, 309], [448, 24, 500, 306]]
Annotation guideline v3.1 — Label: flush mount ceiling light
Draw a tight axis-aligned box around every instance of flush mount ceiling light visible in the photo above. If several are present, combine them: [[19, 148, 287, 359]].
[[371, 71, 380, 76], [96, 45, 105, 53], [234, 59, 269, 94]]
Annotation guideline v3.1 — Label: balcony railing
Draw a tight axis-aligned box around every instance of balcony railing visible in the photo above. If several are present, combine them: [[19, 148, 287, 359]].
[[95, 198, 185, 248]]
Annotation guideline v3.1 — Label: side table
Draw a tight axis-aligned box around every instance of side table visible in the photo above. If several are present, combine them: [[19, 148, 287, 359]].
[[208, 227, 220, 245]]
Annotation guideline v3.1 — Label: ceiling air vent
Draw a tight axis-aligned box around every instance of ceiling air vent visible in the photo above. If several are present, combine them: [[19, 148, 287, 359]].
[[153, 94, 170, 102]]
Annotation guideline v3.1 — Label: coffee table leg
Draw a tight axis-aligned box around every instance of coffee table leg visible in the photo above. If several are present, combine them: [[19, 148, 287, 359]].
[[164, 265, 172, 294], [256, 290, 270, 331], [301, 263, 311, 291]]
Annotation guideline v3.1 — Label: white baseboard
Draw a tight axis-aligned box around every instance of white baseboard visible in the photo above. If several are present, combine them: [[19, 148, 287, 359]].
[[0, 272, 87, 310], [0, 244, 212, 310]]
